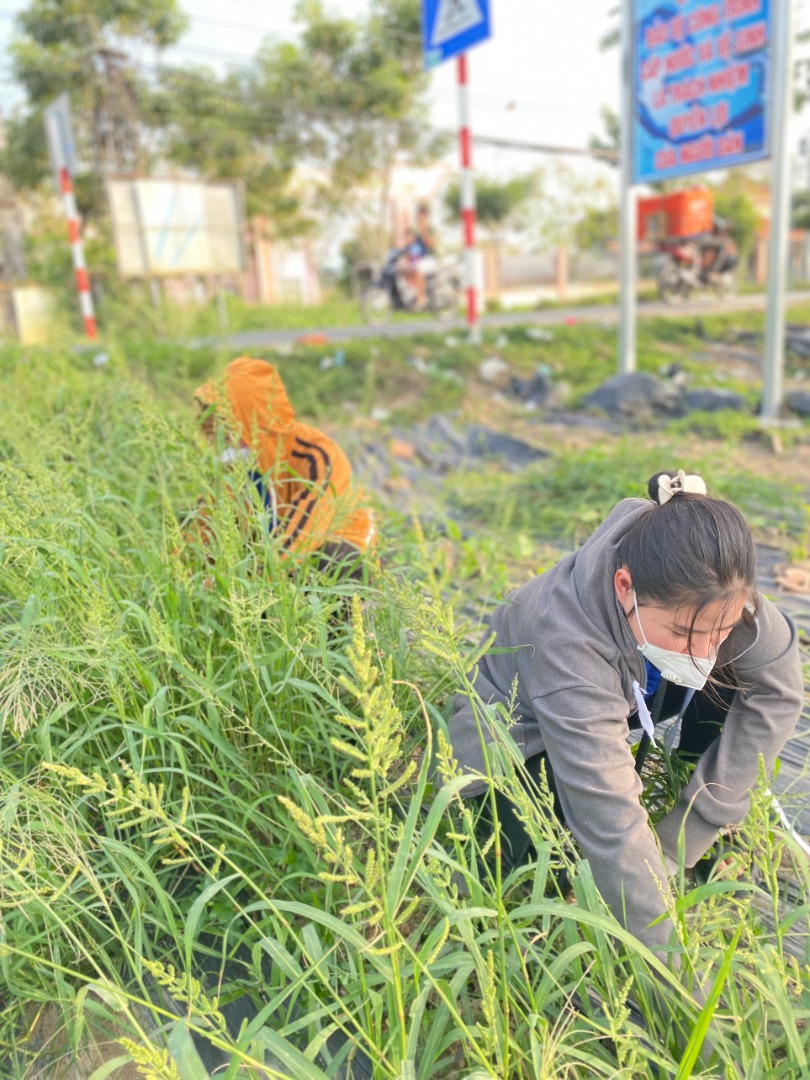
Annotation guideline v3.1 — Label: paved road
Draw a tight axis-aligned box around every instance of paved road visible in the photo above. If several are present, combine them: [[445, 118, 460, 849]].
[[207, 290, 810, 349]]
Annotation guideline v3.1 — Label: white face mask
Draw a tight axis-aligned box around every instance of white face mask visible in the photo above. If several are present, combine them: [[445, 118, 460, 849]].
[[632, 590, 717, 690]]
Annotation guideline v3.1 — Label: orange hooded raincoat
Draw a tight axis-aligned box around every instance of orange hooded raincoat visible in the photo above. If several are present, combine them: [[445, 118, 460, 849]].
[[195, 357, 374, 559]]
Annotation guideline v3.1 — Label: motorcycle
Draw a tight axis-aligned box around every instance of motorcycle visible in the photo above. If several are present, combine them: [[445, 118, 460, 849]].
[[360, 248, 462, 326], [657, 235, 738, 305]]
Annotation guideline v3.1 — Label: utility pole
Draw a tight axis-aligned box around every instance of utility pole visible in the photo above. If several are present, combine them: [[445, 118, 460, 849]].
[[0, 113, 26, 283], [618, 0, 637, 373], [761, 0, 794, 421]]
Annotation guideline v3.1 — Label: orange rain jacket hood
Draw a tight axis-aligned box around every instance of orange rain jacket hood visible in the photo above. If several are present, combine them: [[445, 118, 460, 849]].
[[195, 357, 374, 556]]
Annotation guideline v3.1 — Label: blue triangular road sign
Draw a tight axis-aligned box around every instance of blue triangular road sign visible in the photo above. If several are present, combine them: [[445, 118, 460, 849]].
[[431, 0, 485, 46], [422, 0, 490, 67]]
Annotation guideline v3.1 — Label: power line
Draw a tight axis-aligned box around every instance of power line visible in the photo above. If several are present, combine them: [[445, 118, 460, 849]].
[[136, 57, 604, 123], [0, 5, 613, 105], [473, 134, 616, 161], [0, 67, 611, 162], [188, 10, 421, 43], [0, 12, 613, 129], [1, 71, 603, 133], [0, 3, 620, 127], [166, 13, 613, 101], [169, 36, 614, 104]]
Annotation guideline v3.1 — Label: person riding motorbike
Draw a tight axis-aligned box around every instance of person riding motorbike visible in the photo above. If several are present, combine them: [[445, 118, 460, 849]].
[[360, 207, 458, 325], [699, 217, 738, 284], [657, 215, 738, 302], [400, 205, 438, 310]]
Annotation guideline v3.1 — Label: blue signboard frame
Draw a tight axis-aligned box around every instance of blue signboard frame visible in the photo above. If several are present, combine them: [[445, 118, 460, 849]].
[[632, 0, 771, 184], [422, 0, 491, 68]]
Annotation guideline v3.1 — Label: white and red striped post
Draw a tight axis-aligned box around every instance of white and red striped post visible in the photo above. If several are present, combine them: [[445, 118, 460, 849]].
[[58, 166, 97, 339], [457, 52, 480, 344]]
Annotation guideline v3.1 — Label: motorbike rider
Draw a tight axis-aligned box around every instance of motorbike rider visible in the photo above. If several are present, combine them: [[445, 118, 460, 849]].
[[699, 217, 738, 283], [402, 204, 438, 309]]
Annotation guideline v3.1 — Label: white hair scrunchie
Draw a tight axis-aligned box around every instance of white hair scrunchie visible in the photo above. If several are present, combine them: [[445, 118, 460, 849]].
[[657, 469, 708, 505]]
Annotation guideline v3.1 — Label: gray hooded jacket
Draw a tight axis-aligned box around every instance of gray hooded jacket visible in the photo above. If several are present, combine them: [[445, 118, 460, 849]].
[[449, 498, 804, 951]]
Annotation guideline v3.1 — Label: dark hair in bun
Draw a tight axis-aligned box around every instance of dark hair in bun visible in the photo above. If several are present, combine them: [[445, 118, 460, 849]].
[[616, 471, 758, 652]]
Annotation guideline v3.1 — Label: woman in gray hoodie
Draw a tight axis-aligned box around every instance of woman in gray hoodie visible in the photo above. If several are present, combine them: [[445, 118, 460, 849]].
[[448, 470, 804, 954]]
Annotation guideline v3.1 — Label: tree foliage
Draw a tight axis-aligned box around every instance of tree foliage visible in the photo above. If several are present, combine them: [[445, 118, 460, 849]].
[[712, 190, 759, 260], [0, 111, 51, 194], [793, 191, 810, 232], [588, 105, 620, 167], [574, 204, 619, 251], [524, 162, 616, 251], [1, 0, 445, 252], [141, 65, 304, 231], [241, 0, 446, 248], [6, 0, 188, 186], [443, 173, 538, 241]]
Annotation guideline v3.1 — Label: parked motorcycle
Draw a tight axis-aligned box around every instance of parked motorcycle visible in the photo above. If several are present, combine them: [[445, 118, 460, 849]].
[[657, 230, 738, 305], [360, 249, 462, 326]]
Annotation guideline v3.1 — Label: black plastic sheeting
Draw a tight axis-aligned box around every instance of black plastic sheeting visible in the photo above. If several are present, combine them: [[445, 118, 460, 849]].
[[156, 929, 374, 1078]]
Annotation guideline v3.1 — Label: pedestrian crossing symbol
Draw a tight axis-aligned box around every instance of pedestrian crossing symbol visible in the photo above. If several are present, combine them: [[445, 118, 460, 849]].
[[430, 0, 485, 46], [421, 0, 490, 67]]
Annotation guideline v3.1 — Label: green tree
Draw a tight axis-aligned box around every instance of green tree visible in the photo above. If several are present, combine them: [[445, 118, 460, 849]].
[[523, 161, 616, 251], [4, 0, 187, 203], [574, 204, 619, 251], [0, 110, 51, 192], [142, 65, 305, 232], [588, 105, 620, 167], [248, 0, 447, 254], [712, 183, 759, 262], [793, 191, 810, 231], [443, 172, 539, 245]]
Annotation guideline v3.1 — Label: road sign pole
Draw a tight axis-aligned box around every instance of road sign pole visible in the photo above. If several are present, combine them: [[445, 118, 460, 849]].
[[44, 94, 97, 340], [619, 0, 636, 374], [762, 0, 794, 421], [421, 0, 489, 343], [457, 52, 480, 344], [59, 166, 97, 340]]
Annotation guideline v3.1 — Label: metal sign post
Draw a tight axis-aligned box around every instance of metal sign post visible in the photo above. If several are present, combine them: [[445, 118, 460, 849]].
[[59, 167, 97, 340], [619, 0, 637, 373], [762, 0, 794, 421], [422, 0, 491, 344], [457, 52, 481, 344], [44, 94, 97, 340]]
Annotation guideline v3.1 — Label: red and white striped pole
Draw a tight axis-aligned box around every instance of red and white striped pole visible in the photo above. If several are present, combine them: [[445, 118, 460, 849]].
[[457, 52, 480, 344], [58, 166, 97, 339]]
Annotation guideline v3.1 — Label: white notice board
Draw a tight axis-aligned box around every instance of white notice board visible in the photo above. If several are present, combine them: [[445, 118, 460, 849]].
[[107, 178, 245, 278]]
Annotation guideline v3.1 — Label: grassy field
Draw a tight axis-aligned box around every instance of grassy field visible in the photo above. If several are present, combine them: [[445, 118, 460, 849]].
[[0, 313, 809, 1078]]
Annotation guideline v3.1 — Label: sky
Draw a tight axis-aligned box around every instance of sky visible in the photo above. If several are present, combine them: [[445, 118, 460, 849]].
[[2, 0, 810, 181]]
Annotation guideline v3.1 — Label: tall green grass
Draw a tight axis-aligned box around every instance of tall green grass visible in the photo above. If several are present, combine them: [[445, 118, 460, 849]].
[[0, 346, 808, 1077]]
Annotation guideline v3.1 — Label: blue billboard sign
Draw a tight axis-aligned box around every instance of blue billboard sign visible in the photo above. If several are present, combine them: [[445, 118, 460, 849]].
[[633, 0, 771, 184], [422, 0, 491, 68]]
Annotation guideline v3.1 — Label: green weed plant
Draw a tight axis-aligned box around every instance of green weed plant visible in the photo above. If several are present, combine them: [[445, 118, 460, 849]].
[[0, 346, 807, 1077]]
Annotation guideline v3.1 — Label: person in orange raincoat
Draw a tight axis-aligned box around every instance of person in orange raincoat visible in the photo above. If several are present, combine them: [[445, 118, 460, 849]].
[[193, 356, 375, 573]]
